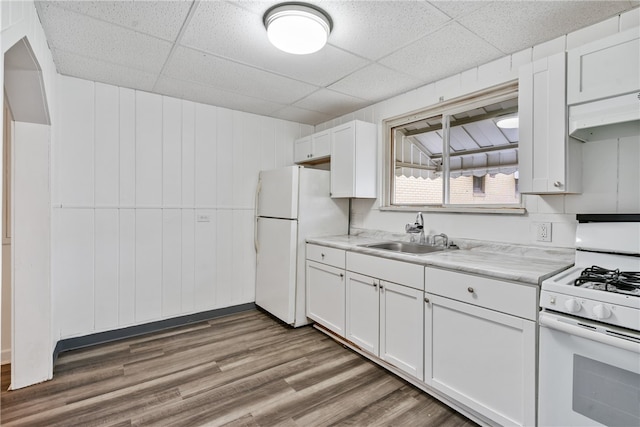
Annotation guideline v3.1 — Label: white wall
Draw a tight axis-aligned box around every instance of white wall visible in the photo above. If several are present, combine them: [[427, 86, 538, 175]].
[[1, 0, 57, 388], [52, 75, 312, 340], [317, 8, 640, 249]]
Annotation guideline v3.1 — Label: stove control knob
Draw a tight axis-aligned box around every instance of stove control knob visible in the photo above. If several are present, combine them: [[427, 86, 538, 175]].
[[592, 304, 612, 320], [564, 299, 582, 313]]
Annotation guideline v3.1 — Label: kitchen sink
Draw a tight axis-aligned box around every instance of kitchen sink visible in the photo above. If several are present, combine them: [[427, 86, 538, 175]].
[[360, 241, 451, 255]]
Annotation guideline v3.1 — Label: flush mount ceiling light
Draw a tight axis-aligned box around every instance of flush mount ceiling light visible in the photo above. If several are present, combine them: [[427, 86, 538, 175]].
[[263, 2, 332, 55], [496, 116, 519, 129]]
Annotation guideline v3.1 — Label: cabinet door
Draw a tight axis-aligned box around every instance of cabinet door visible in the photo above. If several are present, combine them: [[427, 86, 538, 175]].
[[380, 281, 423, 379], [306, 260, 345, 336], [345, 272, 379, 355], [294, 135, 312, 163], [568, 29, 640, 105], [311, 130, 331, 160], [518, 52, 579, 194], [330, 122, 356, 197], [425, 293, 536, 427]]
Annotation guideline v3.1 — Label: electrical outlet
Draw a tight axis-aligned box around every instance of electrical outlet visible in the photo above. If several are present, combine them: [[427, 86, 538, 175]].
[[537, 222, 552, 242], [197, 214, 211, 222]]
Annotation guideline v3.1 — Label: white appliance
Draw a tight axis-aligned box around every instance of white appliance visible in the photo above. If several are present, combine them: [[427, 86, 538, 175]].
[[538, 214, 640, 427], [254, 166, 348, 327]]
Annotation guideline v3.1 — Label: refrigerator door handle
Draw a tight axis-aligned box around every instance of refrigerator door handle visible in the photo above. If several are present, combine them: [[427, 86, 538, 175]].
[[254, 179, 262, 252]]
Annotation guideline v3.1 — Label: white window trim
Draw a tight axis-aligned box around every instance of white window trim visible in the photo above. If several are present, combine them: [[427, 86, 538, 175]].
[[381, 81, 525, 214]]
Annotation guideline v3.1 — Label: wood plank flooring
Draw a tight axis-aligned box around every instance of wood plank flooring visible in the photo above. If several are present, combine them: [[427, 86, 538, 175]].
[[1, 310, 477, 426]]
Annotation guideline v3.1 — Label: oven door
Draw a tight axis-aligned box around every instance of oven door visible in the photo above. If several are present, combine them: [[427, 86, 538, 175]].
[[538, 311, 640, 427]]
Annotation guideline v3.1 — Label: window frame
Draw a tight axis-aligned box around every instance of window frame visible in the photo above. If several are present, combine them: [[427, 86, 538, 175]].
[[381, 81, 525, 214]]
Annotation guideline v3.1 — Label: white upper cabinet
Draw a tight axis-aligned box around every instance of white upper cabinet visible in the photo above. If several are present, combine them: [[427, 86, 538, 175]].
[[567, 29, 640, 106], [330, 120, 377, 198], [518, 52, 582, 194], [294, 129, 330, 164]]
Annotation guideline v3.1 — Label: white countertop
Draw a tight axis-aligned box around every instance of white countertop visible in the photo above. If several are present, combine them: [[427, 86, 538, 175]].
[[306, 230, 575, 286]]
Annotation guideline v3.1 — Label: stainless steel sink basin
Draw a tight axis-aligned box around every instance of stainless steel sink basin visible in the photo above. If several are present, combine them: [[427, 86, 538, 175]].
[[361, 241, 449, 255]]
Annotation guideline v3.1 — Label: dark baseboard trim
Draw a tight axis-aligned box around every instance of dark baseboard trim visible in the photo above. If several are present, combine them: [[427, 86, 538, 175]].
[[53, 303, 256, 365]]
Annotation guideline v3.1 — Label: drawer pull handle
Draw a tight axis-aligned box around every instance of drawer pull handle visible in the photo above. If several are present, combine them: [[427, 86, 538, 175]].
[[424, 297, 430, 303], [467, 287, 474, 293]]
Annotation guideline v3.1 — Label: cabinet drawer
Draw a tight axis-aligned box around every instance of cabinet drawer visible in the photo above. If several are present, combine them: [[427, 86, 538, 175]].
[[306, 244, 345, 269], [347, 252, 424, 291], [425, 268, 537, 320]]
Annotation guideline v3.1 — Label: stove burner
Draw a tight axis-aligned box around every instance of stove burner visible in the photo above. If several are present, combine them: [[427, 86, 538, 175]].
[[574, 266, 640, 296]]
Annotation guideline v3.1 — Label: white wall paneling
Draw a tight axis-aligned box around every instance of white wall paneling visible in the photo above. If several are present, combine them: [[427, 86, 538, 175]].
[[162, 97, 182, 206], [215, 210, 233, 306], [195, 103, 217, 207], [94, 209, 118, 330], [54, 208, 94, 338], [57, 77, 94, 206], [135, 91, 162, 206], [119, 87, 136, 206], [162, 209, 182, 317], [181, 209, 195, 312], [181, 101, 195, 206], [216, 108, 233, 207], [94, 83, 119, 206], [118, 209, 135, 326], [194, 209, 216, 311], [52, 76, 309, 343], [135, 209, 162, 322]]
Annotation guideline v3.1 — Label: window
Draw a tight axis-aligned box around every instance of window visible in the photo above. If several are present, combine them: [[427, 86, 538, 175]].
[[385, 84, 521, 210]]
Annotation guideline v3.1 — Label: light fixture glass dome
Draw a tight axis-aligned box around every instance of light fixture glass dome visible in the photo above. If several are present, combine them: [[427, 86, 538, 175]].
[[496, 116, 519, 129], [264, 3, 332, 55]]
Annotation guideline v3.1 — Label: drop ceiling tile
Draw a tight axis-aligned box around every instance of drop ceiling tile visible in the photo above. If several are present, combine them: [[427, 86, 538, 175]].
[[270, 106, 333, 126], [154, 76, 285, 117], [294, 89, 371, 116], [428, 1, 490, 19], [458, 1, 635, 54], [328, 63, 423, 102], [36, 3, 172, 73], [181, 1, 368, 86], [319, 1, 452, 60], [163, 47, 319, 105], [39, 1, 193, 41], [380, 22, 503, 83], [53, 49, 158, 91]]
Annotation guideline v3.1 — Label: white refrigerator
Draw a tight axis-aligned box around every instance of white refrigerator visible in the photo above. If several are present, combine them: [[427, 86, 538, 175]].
[[255, 166, 348, 327]]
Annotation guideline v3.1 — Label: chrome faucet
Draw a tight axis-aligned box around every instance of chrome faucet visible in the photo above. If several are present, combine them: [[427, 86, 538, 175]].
[[405, 212, 425, 243], [432, 233, 449, 248]]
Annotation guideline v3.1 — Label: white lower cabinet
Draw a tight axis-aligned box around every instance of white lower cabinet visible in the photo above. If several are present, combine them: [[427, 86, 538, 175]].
[[380, 281, 423, 379], [345, 271, 423, 379], [345, 271, 379, 355], [425, 268, 537, 427], [306, 260, 345, 337]]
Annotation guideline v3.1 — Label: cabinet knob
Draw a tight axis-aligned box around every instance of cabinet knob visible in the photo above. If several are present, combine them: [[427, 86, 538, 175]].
[[373, 283, 378, 290], [380, 285, 384, 292], [321, 253, 325, 259], [424, 297, 430, 303], [467, 287, 474, 293], [339, 273, 344, 278], [553, 181, 562, 188]]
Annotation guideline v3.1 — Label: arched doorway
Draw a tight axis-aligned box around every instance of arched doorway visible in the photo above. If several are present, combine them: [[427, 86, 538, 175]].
[[2, 36, 52, 390]]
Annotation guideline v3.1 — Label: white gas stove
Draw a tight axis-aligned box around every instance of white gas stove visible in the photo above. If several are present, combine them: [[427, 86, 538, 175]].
[[538, 214, 640, 427], [540, 214, 640, 330]]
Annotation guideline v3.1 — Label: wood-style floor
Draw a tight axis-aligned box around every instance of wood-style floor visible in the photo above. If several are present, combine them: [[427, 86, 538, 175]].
[[1, 310, 477, 426]]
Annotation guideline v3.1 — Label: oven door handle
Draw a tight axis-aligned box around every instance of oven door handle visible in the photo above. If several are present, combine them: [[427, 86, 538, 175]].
[[539, 312, 640, 354]]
